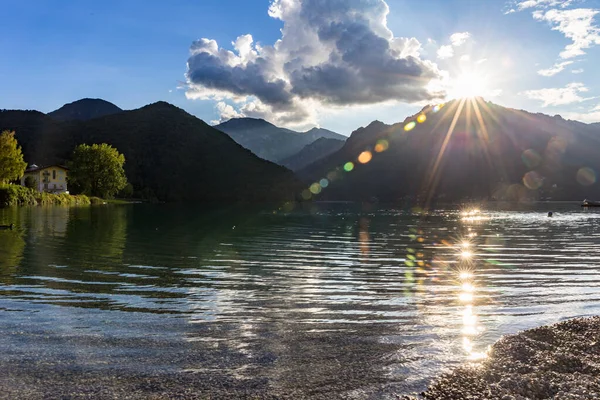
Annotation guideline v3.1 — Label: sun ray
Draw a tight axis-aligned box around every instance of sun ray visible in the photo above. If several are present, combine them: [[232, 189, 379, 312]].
[[424, 98, 466, 208], [471, 98, 496, 178]]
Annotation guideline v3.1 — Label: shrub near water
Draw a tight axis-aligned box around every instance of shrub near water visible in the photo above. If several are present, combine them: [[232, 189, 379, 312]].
[[0, 184, 90, 207]]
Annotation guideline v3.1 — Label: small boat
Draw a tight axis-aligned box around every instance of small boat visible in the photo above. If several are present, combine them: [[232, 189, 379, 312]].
[[0, 223, 14, 230], [581, 199, 600, 207]]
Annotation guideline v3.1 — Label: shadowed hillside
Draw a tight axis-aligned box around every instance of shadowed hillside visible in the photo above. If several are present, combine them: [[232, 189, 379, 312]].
[[299, 98, 600, 203], [280, 137, 345, 171], [0, 102, 302, 202]]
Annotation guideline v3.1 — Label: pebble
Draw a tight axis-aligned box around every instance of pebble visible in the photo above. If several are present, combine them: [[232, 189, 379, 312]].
[[400, 316, 600, 400]]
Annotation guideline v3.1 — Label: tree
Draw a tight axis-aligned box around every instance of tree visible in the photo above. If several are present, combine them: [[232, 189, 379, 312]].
[[68, 143, 128, 198], [0, 130, 27, 184], [24, 175, 37, 189]]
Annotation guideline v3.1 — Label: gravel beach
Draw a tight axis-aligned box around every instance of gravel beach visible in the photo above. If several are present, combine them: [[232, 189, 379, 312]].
[[4, 317, 600, 399], [403, 316, 600, 400]]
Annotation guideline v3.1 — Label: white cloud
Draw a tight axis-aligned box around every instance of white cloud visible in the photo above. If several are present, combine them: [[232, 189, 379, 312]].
[[437, 45, 454, 59], [185, 0, 444, 127], [211, 101, 244, 124], [563, 104, 600, 122], [572, 68, 584, 73], [460, 54, 471, 62], [521, 82, 593, 106], [537, 60, 573, 76], [515, 0, 574, 10], [437, 31, 471, 60], [450, 32, 471, 46], [533, 8, 600, 59]]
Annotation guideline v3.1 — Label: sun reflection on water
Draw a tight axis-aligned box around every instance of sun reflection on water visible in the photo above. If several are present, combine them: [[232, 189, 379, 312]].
[[454, 224, 489, 362]]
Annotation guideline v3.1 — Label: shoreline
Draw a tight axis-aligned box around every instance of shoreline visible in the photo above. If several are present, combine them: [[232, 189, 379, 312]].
[[402, 316, 600, 400]]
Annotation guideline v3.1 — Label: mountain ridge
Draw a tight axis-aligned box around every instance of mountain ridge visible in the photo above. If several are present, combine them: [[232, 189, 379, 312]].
[[0, 101, 302, 202], [215, 117, 346, 164], [48, 98, 123, 121], [298, 98, 600, 202]]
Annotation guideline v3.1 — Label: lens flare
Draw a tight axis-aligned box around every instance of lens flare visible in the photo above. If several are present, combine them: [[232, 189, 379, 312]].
[[404, 121, 416, 131], [309, 183, 322, 194], [358, 151, 373, 164], [319, 178, 329, 188], [523, 171, 544, 190], [577, 167, 596, 186], [343, 162, 354, 172], [521, 149, 542, 169], [374, 139, 389, 153], [417, 114, 427, 123]]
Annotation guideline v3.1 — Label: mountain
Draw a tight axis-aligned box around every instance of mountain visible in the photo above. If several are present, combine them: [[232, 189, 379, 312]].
[[302, 127, 346, 143], [299, 98, 600, 203], [48, 98, 123, 121], [0, 102, 302, 202], [215, 118, 346, 164], [279, 137, 345, 171]]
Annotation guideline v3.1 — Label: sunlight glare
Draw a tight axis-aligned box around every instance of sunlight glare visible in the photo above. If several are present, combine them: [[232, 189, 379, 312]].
[[449, 71, 489, 99]]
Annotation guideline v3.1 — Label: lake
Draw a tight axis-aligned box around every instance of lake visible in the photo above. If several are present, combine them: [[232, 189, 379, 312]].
[[1, 202, 599, 398]]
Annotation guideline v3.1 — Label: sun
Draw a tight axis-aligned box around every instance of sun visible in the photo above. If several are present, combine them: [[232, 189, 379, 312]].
[[449, 71, 489, 99]]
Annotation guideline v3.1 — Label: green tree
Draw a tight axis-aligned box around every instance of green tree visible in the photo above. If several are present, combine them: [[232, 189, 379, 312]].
[[0, 130, 27, 184], [24, 175, 37, 189], [68, 143, 127, 198]]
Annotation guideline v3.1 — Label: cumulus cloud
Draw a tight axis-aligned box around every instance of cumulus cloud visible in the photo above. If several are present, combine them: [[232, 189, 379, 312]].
[[450, 32, 471, 46], [185, 0, 444, 127], [537, 60, 573, 76], [533, 8, 600, 59], [572, 68, 584, 73], [436, 32, 471, 60], [521, 82, 593, 106], [211, 102, 244, 125], [437, 45, 454, 59]]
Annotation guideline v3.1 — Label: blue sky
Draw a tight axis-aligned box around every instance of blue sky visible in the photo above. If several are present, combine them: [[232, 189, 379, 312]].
[[2, 0, 600, 135]]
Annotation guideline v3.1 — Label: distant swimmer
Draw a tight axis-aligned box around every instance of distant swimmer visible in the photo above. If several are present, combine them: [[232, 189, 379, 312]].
[[548, 212, 553, 217]]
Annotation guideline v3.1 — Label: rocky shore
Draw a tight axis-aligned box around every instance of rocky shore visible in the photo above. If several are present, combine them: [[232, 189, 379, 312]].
[[402, 316, 600, 400]]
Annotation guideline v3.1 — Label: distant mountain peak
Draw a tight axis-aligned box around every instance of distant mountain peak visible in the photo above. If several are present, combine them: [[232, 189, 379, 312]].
[[216, 117, 345, 163], [216, 117, 276, 130], [48, 98, 122, 121]]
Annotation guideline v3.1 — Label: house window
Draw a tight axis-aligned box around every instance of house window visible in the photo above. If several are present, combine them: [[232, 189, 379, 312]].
[[53, 170, 56, 179]]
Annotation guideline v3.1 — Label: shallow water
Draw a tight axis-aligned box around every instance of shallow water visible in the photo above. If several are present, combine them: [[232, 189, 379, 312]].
[[1, 203, 599, 398]]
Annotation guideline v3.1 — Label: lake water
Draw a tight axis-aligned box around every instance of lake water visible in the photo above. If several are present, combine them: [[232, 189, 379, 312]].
[[1, 203, 600, 398]]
